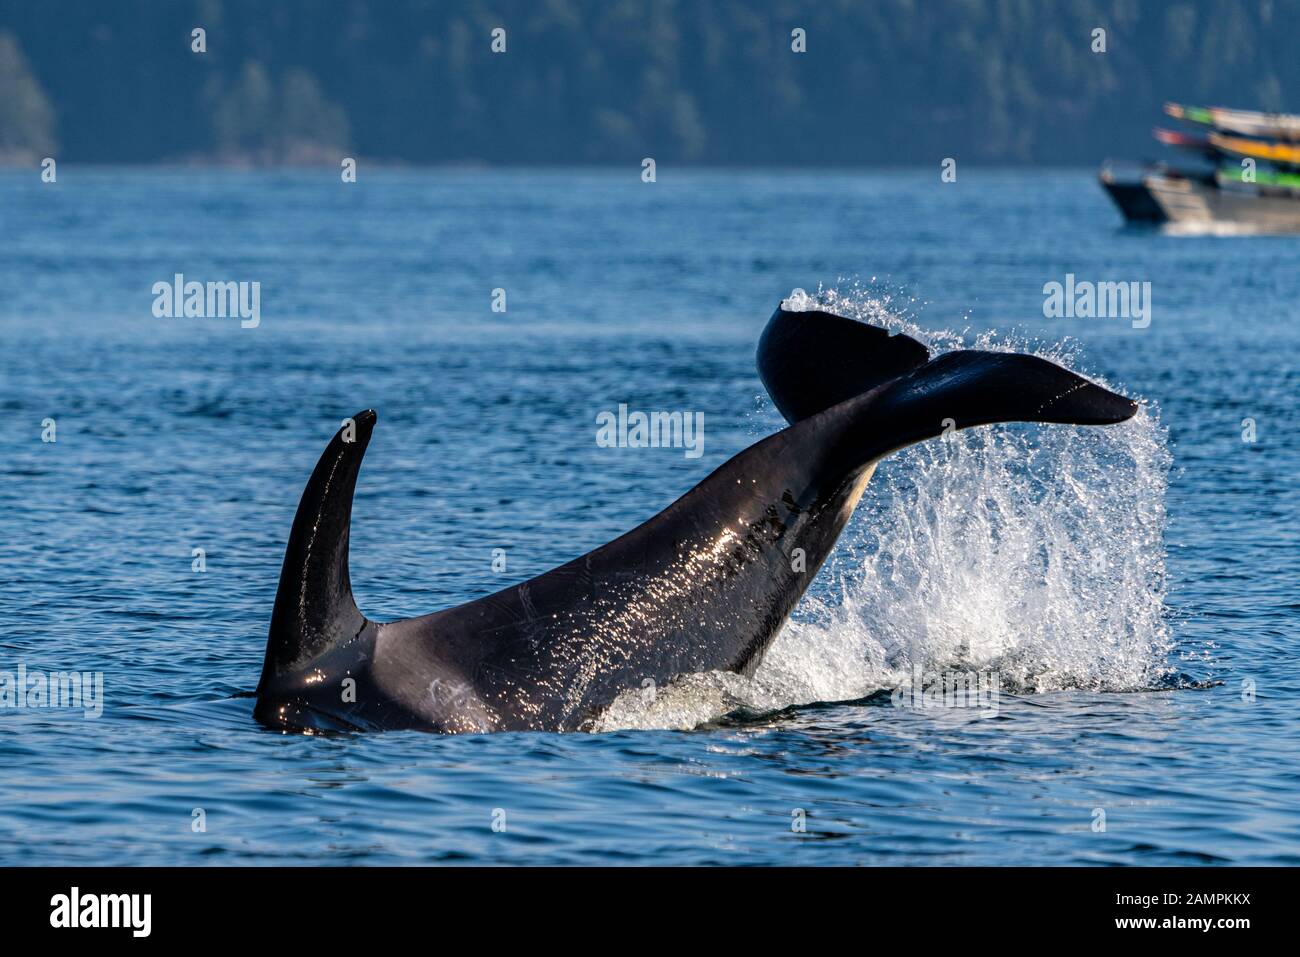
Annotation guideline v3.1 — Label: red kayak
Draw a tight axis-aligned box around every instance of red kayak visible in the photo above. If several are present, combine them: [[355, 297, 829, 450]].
[[1153, 127, 1216, 155]]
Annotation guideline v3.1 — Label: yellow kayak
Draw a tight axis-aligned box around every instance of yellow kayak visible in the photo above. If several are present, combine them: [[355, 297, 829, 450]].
[[1209, 132, 1300, 165]]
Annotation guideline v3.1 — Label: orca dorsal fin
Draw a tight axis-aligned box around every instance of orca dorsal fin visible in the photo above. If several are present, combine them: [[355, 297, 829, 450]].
[[756, 304, 930, 424], [257, 410, 375, 690]]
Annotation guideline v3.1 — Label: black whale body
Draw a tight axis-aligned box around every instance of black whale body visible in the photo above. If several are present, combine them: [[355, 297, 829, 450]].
[[253, 305, 1138, 733]]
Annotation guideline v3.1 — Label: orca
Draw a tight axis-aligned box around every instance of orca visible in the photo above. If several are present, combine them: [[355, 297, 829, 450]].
[[253, 304, 1138, 733]]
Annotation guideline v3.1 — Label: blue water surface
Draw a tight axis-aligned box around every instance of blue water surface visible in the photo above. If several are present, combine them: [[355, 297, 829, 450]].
[[1, 169, 1297, 865]]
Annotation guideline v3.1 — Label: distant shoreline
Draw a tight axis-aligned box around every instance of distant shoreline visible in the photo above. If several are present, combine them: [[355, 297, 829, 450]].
[[0, 160, 1108, 173]]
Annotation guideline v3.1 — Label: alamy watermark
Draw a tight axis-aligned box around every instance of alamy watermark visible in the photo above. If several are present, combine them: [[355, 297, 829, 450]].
[[596, 404, 704, 459], [0, 662, 103, 718], [152, 273, 261, 328], [1043, 273, 1151, 329], [890, 665, 999, 717], [50, 887, 150, 937]]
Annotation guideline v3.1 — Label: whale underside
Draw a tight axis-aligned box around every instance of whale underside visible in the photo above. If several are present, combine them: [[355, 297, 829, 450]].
[[253, 304, 1138, 733]]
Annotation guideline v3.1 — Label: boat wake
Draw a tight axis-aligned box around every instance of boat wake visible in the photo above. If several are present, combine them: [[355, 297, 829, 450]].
[[593, 287, 1174, 732], [1160, 220, 1274, 237]]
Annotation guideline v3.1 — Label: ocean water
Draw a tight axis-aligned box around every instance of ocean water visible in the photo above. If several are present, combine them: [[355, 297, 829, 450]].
[[1, 168, 1297, 865]]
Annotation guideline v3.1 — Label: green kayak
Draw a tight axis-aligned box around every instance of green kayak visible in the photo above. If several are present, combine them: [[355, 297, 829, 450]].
[[1218, 166, 1300, 190]]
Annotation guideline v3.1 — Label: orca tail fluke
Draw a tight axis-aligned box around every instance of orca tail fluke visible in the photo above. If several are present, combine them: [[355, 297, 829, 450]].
[[757, 305, 930, 424], [756, 302, 1138, 467], [897, 349, 1138, 426], [857, 349, 1138, 462], [257, 409, 376, 693]]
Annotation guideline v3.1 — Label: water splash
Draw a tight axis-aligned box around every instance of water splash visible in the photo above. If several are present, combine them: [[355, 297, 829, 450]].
[[782, 287, 815, 311], [595, 284, 1172, 732]]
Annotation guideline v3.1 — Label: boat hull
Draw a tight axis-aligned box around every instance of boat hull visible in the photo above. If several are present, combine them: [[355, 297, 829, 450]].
[[1100, 174, 1167, 224], [1146, 173, 1300, 233]]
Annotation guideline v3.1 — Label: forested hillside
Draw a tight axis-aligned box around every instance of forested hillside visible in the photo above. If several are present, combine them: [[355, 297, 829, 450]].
[[2, 0, 1295, 165]]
